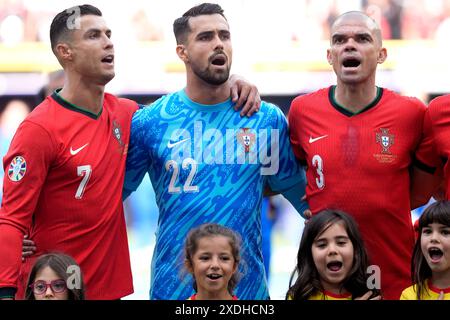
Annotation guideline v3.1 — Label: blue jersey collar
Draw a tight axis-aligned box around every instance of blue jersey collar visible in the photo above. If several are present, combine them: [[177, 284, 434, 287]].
[[178, 89, 233, 112]]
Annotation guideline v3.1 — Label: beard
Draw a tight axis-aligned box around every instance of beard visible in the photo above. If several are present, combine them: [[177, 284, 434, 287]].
[[193, 64, 230, 86]]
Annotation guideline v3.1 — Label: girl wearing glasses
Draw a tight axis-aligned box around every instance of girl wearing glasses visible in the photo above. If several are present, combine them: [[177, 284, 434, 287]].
[[25, 253, 85, 300]]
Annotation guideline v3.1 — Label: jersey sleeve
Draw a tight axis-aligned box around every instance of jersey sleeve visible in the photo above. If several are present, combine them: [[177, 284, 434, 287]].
[[265, 106, 307, 211], [414, 104, 439, 173], [0, 121, 55, 292], [123, 108, 152, 199], [288, 96, 306, 162]]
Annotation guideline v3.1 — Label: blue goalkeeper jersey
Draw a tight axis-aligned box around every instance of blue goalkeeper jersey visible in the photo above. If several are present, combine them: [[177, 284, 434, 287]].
[[124, 89, 305, 300]]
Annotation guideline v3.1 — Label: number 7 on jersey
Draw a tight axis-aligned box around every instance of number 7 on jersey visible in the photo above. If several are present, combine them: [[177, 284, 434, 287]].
[[75, 165, 92, 199]]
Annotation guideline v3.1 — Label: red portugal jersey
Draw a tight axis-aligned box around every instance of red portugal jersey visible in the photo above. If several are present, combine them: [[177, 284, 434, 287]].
[[288, 86, 436, 300], [0, 91, 137, 299], [427, 95, 450, 198]]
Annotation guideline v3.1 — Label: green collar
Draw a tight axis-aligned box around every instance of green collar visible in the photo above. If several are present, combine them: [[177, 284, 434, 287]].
[[329, 85, 383, 117], [52, 88, 103, 119]]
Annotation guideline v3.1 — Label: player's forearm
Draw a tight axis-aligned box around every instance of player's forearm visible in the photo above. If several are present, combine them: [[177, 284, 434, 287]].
[[122, 186, 133, 200], [0, 225, 24, 298], [122, 168, 146, 200], [281, 181, 309, 219]]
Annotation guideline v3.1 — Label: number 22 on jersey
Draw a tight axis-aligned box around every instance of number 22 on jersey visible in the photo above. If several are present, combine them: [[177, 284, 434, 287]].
[[165, 158, 199, 194]]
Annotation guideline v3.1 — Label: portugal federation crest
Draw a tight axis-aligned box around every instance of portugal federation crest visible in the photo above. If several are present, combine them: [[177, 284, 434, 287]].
[[375, 128, 394, 154], [112, 120, 125, 147], [237, 128, 255, 153], [8, 156, 27, 182]]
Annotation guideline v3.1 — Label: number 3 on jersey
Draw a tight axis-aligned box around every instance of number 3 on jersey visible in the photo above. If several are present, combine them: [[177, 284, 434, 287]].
[[312, 155, 325, 189], [165, 158, 199, 194]]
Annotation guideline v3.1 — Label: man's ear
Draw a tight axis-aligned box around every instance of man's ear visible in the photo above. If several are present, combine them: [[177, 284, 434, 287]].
[[326, 48, 333, 65], [176, 44, 188, 62], [55, 43, 73, 62], [377, 47, 387, 64]]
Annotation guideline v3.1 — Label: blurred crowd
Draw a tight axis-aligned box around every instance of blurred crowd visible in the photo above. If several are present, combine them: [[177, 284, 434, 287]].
[[2, 0, 450, 45], [0, 0, 450, 43], [0, 0, 165, 45]]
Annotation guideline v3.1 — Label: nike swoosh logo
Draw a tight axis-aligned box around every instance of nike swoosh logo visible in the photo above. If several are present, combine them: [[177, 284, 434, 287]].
[[70, 143, 89, 156], [167, 138, 190, 149], [309, 135, 328, 144]]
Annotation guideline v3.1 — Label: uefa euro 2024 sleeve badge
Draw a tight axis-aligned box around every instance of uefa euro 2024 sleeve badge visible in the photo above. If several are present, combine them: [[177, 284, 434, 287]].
[[8, 156, 27, 182], [237, 128, 255, 153]]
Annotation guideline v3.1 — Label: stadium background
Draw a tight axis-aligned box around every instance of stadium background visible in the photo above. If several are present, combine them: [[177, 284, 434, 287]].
[[0, 0, 446, 299]]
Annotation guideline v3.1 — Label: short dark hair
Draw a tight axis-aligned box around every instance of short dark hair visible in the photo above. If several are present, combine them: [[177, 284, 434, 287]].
[[173, 3, 226, 44], [50, 4, 102, 54]]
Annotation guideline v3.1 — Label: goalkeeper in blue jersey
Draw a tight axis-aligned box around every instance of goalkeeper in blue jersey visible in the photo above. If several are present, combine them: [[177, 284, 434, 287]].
[[123, 3, 308, 300]]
